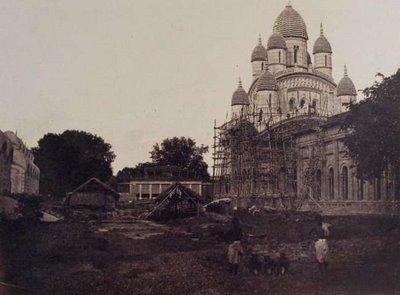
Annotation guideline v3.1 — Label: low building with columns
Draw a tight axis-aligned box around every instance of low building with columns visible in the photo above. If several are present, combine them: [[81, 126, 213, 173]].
[[118, 180, 211, 203]]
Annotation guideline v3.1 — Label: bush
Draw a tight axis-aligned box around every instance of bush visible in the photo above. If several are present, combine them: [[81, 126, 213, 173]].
[[16, 194, 43, 223]]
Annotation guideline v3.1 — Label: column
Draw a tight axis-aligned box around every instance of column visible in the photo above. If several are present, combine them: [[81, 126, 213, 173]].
[[149, 183, 152, 199]]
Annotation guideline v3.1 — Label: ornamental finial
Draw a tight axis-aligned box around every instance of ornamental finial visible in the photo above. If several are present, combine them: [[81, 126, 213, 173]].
[[320, 23, 324, 36], [344, 64, 348, 77]]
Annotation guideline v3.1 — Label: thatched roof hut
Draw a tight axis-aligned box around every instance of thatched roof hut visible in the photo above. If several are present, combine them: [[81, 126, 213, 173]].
[[65, 178, 120, 211], [145, 182, 203, 220]]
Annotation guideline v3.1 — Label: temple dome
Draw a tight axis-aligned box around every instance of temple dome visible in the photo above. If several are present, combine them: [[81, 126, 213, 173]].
[[313, 24, 332, 54], [251, 36, 267, 62], [337, 66, 357, 96], [257, 69, 278, 91], [231, 79, 250, 106], [267, 32, 287, 50], [273, 4, 308, 40]]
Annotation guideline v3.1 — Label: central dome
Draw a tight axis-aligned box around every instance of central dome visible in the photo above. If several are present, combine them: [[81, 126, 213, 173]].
[[273, 5, 308, 40]]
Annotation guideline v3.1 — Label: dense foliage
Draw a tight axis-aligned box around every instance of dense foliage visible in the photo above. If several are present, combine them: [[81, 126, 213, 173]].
[[117, 137, 210, 182], [150, 137, 210, 180], [17, 194, 43, 223], [116, 162, 155, 182], [342, 69, 400, 179], [33, 130, 115, 199]]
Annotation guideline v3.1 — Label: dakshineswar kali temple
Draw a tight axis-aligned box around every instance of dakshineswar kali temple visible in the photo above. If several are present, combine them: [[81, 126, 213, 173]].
[[213, 3, 400, 215]]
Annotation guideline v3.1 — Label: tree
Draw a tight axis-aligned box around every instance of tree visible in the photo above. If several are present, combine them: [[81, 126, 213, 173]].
[[17, 194, 43, 223], [342, 69, 400, 180], [116, 162, 155, 182], [150, 137, 210, 181], [33, 130, 115, 199]]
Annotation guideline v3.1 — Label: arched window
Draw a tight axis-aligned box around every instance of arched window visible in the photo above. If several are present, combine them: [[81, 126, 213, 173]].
[[294, 45, 299, 64], [375, 177, 382, 200], [328, 168, 334, 199], [357, 178, 364, 200], [341, 166, 349, 200], [261, 63, 264, 71], [315, 170, 322, 200], [279, 51, 281, 63], [268, 94, 272, 109], [325, 55, 327, 67]]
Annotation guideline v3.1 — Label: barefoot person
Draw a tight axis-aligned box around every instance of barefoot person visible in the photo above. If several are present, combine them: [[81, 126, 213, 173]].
[[315, 235, 329, 275], [228, 240, 244, 275]]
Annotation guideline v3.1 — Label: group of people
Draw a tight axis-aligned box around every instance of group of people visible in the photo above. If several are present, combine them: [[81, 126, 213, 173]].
[[226, 209, 331, 277]]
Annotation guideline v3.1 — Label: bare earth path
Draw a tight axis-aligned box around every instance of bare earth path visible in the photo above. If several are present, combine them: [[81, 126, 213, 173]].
[[2, 214, 400, 294]]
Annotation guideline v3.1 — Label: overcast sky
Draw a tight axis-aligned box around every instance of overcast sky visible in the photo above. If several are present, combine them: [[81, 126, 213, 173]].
[[0, 0, 399, 173]]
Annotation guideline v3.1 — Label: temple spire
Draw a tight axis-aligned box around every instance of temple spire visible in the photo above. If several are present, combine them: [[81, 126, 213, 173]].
[[344, 64, 348, 77], [258, 33, 262, 45], [238, 77, 242, 88], [320, 22, 324, 36]]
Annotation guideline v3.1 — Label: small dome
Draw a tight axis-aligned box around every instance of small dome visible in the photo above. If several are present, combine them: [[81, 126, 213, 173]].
[[251, 36, 267, 62], [273, 4, 308, 40], [257, 69, 278, 92], [267, 32, 287, 50], [337, 65, 357, 96], [231, 79, 250, 106], [313, 24, 332, 54]]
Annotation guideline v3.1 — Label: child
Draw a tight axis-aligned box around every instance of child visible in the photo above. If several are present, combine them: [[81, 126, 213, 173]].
[[249, 253, 263, 275], [315, 236, 329, 275], [263, 255, 274, 276], [276, 252, 290, 275], [228, 240, 244, 275]]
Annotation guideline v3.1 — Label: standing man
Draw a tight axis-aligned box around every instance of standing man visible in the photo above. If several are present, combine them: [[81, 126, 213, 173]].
[[315, 235, 329, 275]]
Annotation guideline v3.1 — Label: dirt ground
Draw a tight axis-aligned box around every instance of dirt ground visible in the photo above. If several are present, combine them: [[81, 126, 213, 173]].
[[1, 212, 400, 295]]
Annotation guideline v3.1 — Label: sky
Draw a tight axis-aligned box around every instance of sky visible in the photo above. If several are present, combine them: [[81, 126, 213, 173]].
[[0, 0, 399, 173]]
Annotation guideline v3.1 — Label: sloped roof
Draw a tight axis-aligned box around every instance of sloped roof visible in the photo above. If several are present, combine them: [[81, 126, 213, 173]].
[[69, 178, 120, 198], [154, 182, 202, 204], [146, 182, 203, 219]]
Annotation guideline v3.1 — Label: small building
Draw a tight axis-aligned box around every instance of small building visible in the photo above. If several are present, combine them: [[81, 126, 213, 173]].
[[117, 165, 212, 203], [146, 182, 204, 220], [65, 178, 120, 212], [118, 180, 212, 202]]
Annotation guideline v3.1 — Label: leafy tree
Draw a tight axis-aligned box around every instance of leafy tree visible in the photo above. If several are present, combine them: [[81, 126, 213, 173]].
[[342, 69, 400, 180], [33, 130, 115, 199], [150, 137, 210, 181], [116, 162, 155, 182]]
